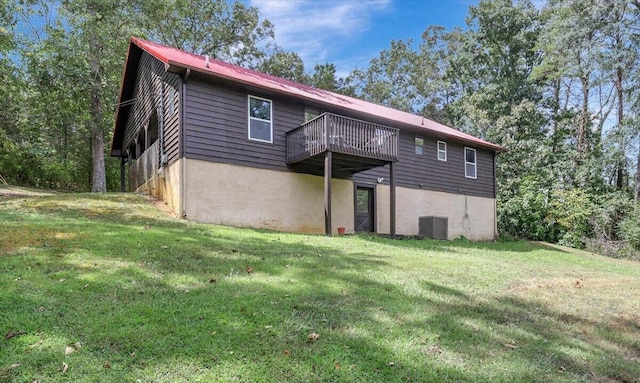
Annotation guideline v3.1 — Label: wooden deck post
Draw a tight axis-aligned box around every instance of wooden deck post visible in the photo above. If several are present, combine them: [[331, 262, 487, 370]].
[[390, 161, 396, 239], [120, 156, 126, 192], [324, 151, 332, 236]]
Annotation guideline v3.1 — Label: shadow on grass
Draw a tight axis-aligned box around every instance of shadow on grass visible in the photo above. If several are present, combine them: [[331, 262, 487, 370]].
[[1, 194, 639, 382], [358, 233, 566, 254]]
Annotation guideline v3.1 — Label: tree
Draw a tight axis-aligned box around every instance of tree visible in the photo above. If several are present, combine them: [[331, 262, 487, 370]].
[[258, 47, 307, 83], [346, 39, 420, 112], [145, 0, 274, 67]]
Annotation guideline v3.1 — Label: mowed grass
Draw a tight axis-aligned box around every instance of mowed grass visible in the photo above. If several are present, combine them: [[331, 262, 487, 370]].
[[1, 187, 639, 383]]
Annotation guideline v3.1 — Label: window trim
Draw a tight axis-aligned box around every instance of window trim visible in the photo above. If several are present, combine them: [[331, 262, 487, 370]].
[[414, 137, 424, 155], [247, 95, 273, 143], [437, 140, 447, 161], [464, 147, 477, 179]]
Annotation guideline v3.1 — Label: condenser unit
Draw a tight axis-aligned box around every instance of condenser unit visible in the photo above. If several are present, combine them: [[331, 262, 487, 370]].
[[419, 216, 448, 240]]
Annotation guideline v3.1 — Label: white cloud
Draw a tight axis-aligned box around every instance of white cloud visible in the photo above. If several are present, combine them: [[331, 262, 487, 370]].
[[249, 0, 392, 73]]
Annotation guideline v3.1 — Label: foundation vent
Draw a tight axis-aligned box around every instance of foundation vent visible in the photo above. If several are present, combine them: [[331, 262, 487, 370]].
[[419, 216, 448, 240]]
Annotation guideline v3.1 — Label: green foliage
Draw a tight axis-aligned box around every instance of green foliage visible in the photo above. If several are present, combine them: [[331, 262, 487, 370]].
[[548, 188, 595, 248], [145, 0, 274, 67], [258, 47, 307, 83], [591, 191, 634, 241], [619, 207, 640, 250], [498, 177, 556, 241]]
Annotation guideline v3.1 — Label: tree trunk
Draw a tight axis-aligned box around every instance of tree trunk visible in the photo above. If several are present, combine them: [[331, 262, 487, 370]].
[[88, 6, 106, 192], [615, 66, 624, 190]]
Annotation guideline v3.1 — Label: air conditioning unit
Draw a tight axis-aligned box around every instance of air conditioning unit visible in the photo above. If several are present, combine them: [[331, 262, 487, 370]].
[[419, 216, 448, 240]]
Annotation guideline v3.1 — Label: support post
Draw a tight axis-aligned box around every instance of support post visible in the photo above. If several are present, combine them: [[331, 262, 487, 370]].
[[390, 161, 396, 239], [120, 156, 126, 192], [324, 151, 332, 236]]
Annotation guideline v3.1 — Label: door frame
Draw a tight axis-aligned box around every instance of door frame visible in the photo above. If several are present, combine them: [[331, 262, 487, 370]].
[[354, 183, 376, 233]]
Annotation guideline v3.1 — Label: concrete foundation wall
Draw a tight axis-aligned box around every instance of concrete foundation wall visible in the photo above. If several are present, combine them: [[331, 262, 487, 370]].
[[133, 159, 182, 217], [376, 185, 497, 240], [134, 159, 497, 240], [184, 159, 354, 234]]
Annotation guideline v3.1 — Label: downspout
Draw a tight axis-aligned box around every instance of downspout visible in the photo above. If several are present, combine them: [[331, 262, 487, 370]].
[[180, 68, 190, 219], [158, 72, 165, 169]]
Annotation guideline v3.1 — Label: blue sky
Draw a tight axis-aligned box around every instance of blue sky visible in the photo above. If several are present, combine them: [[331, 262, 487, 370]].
[[247, 0, 479, 77]]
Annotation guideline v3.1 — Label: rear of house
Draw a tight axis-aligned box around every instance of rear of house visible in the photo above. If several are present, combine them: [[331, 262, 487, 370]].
[[111, 38, 502, 240]]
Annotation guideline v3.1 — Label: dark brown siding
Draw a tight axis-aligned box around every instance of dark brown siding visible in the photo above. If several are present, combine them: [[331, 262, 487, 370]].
[[122, 52, 181, 164], [181, 74, 495, 199], [353, 133, 496, 198], [183, 77, 303, 171]]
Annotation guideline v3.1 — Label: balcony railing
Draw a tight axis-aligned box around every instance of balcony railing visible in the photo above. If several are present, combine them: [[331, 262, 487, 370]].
[[286, 113, 398, 164]]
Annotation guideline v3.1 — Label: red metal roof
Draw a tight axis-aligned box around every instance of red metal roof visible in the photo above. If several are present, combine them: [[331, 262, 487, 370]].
[[121, 37, 503, 152]]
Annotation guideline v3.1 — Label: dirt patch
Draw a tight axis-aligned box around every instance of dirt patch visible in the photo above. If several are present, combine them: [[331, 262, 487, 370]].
[[0, 186, 54, 198], [144, 195, 178, 217]]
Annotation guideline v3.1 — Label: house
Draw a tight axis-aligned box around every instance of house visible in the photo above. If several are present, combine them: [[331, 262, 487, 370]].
[[111, 37, 504, 240]]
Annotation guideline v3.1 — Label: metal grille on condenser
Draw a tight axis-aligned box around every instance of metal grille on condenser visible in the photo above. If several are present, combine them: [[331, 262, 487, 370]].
[[419, 216, 448, 240]]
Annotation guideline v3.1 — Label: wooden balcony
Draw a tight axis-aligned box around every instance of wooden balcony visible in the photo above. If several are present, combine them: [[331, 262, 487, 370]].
[[286, 113, 398, 176]]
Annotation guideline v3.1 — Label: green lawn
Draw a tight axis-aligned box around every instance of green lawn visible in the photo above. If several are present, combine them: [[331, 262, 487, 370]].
[[1, 187, 639, 382]]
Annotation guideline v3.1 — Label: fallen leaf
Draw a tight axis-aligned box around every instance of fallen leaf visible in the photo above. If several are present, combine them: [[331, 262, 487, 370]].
[[334, 363, 340, 370], [308, 332, 320, 342], [37, 307, 45, 312], [103, 361, 111, 369], [246, 265, 253, 274], [65, 342, 82, 355], [61, 362, 68, 373], [283, 349, 290, 355]]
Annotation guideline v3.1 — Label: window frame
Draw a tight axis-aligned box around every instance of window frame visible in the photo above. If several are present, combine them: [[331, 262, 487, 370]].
[[464, 147, 477, 179], [414, 137, 424, 155], [247, 95, 273, 143], [437, 140, 447, 161]]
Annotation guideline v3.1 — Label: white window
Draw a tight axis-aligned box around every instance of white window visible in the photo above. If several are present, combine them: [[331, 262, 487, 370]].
[[248, 95, 272, 143], [167, 87, 176, 116], [437, 141, 447, 161], [465, 147, 477, 179], [415, 137, 424, 155]]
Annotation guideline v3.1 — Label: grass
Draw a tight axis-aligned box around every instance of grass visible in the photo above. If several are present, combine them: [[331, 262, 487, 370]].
[[1, 186, 639, 382]]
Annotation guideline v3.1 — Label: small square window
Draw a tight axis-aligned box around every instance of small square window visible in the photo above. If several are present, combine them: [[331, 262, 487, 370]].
[[415, 137, 424, 155], [248, 95, 272, 143], [437, 141, 447, 161], [465, 147, 477, 179]]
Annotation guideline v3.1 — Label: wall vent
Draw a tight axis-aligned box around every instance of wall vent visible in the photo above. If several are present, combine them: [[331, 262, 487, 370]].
[[419, 216, 448, 240]]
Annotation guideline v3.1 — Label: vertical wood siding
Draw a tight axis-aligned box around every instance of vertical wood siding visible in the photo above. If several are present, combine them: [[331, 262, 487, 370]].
[[181, 75, 495, 199], [122, 52, 181, 164]]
